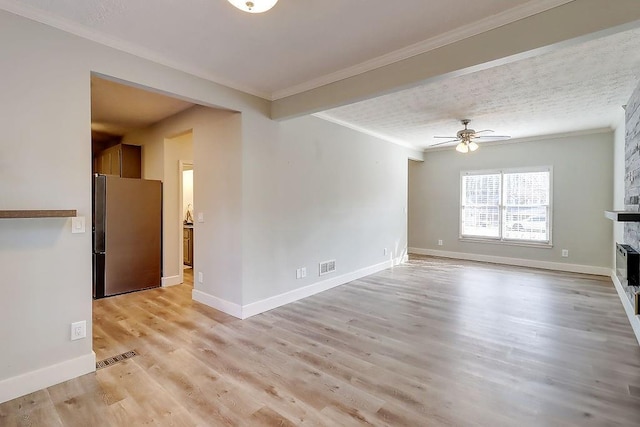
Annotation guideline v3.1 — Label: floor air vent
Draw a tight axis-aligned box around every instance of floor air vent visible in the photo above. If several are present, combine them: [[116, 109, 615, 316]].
[[319, 260, 336, 276], [96, 350, 138, 370]]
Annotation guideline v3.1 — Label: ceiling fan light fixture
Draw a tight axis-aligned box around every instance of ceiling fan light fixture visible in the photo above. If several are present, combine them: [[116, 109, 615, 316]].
[[228, 0, 278, 13], [433, 120, 506, 153], [456, 142, 469, 153]]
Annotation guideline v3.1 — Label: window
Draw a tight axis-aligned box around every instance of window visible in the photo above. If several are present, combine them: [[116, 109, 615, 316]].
[[461, 168, 551, 244]]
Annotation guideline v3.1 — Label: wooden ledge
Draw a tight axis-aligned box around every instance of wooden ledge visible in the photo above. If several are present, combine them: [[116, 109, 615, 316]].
[[0, 210, 77, 219]]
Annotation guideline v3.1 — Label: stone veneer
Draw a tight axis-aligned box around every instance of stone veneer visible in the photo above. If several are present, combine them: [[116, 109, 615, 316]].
[[624, 80, 640, 247]]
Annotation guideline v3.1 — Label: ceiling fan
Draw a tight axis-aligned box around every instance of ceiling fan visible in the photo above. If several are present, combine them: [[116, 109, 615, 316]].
[[432, 119, 511, 153]]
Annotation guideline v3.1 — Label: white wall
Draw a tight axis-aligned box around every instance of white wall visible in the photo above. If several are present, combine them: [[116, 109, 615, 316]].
[[409, 132, 614, 271], [193, 110, 245, 305], [0, 8, 429, 403], [123, 107, 242, 300], [0, 12, 96, 402], [241, 114, 412, 305], [183, 170, 194, 221], [0, 9, 251, 402], [128, 104, 418, 312]]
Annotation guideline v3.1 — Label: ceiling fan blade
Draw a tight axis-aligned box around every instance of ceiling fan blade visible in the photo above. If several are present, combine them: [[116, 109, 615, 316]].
[[434, 121, 509, 144], [430, 139, 459, 147]]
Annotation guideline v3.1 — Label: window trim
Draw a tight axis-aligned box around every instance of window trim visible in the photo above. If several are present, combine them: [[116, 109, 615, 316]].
[[459, 166, 553, 247]]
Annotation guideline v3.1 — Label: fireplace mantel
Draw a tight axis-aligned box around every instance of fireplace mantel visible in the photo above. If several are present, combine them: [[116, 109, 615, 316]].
[[605, 211, 640, 222]]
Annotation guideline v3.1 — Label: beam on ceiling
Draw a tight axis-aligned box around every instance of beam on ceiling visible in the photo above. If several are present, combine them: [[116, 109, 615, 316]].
[[271, 0, 640, 120]]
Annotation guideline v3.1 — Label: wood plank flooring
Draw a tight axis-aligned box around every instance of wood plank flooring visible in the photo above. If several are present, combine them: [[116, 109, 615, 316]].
[[2, 256, 640, 425]]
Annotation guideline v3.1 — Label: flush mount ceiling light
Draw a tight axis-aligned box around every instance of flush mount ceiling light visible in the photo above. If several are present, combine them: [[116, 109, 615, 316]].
[[228, 0, 278, 13]]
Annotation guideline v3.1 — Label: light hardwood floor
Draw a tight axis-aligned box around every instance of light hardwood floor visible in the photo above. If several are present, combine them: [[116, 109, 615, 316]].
[[2, 256, 640, 426]]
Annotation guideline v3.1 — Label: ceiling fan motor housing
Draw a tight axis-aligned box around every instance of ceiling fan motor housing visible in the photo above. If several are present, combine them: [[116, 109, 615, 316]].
[[457, 128, 475, 140], [457, 119, 474, 140]]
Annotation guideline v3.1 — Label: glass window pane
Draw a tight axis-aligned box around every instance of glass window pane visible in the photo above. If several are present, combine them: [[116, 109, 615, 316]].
[[462, 206, 500, 237], [461, 174, 500, 237], [502, 171, 550, 242], [462, 174, 501, 206]]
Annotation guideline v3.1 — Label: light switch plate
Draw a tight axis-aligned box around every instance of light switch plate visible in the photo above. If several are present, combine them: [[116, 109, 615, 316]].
[[197, 212, 204, 223], [71, 216, 85, 234]]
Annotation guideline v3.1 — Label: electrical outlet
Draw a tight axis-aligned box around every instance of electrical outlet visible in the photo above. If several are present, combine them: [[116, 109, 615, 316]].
[[71, 321, 86, 341], [562, 249, 569, 258], [438, 239, 443, 246], [198, 272, 203, 283], [301, 267, 307, 278], [197, 212, 204, 223], [296, 268, 301, 279]]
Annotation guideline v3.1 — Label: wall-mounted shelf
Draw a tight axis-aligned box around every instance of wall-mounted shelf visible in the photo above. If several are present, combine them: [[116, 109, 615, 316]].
[[0, 210, 77, 219], [605, 211, 640, 222]]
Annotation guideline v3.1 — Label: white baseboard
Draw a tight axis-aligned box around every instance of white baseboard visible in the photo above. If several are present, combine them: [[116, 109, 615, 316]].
[[610, 271, 640, 346], [0, 351, 96, 405], [192, 258, 398, 320], [162, 275, 181, 287], [408, 247, 610, 276], [241, 259, 395, 319], [192, 289, 243, 318]]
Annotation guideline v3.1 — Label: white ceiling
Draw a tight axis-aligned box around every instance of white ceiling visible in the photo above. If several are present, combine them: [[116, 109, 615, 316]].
[[1, 0, 569, 99], [6, 0, 640, 150], [317, 25, 640, 150], [91, 76, 194, 135]]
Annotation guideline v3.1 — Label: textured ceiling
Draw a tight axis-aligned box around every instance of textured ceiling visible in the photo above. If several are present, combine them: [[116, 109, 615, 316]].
[[1, 0, 565, 98], [317, 25, 640, 150]]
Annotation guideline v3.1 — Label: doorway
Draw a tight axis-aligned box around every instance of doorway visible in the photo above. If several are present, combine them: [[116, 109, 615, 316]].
[[180, 160, 194, 285], [89, 72, 240, 367], [90, 75, 196, 363]]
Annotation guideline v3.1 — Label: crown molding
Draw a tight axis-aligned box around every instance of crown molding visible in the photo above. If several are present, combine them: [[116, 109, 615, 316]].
[[0, 0, 271, 100], [1, 0, 573, 103], [313, 112, 420, 151], [271, 0, 573, 100]]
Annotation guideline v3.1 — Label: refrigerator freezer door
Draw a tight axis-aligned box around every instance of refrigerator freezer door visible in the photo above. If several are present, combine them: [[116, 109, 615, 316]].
[[103, 176, 162, 296], [93, 252, 105, 299]]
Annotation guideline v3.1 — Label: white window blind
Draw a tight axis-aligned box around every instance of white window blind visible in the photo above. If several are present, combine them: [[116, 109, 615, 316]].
[[461, 168, 551, 244], [461, 174, 500, 238]]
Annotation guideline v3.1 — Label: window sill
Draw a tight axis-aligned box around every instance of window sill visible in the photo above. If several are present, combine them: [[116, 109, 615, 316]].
[[459, 237, 553, 249]]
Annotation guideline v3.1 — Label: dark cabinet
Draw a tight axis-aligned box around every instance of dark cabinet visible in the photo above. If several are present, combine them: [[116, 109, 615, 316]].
[[183, 227, 193, 267], [94, 144, 141, 178]]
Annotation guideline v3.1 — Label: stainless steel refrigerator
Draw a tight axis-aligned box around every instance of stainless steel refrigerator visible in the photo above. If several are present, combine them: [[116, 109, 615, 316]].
[[93, 175, 162, 298]]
